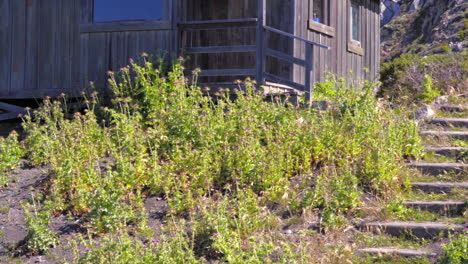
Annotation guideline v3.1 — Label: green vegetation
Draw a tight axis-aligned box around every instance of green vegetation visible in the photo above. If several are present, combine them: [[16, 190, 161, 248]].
[[0, 131, 24, 186], [440, 232, 468, 264], [379, 52, 467, 105], [1, 57, 425, 261]]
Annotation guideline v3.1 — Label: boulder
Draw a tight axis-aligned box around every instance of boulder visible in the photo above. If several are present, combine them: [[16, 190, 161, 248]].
[[381, 0, 401, 25]]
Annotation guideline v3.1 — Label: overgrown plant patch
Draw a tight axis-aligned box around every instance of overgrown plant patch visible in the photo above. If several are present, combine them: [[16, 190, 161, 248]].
[[0, 57, 426, 262]]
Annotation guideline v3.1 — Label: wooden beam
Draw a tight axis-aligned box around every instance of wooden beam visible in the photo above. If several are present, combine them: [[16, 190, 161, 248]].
[[263, 25, 330, 50], [198, 68, 256, 77], [256, 0, 266, 85], [185, 45, 256, 54], [179, 18, 258, 30], [265, 48, 307, 67], [0, 102, 28, 121], [80, 21, 172, 33], [263, 72, 305, 91]]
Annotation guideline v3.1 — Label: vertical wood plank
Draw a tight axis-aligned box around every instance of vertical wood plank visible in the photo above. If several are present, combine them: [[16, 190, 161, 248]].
[[25, 0, 38, 93], [256, 0, 266, 84], [38, 0, 55, 93], [10, 0, 27, 96], [0, 0, 12, 96]]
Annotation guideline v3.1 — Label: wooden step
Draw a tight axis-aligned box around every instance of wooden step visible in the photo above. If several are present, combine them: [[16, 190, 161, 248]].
[[420, 131, 468, 140], [357, 222, 465, 239], [412, 182, 468, 193], [429, 118, 468, 128], [438, 104, 468, 112], [425, 147, 468, 157], [408, 162, 467, 175], [403, 201, 466, 215], [357, 247, 437, 258]]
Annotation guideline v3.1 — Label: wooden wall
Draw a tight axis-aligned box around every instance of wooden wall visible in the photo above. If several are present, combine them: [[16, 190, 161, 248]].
[[1, 0, 381, 99], [79, 0, 175, 91], [292, 0, 380, 85], [0, 0, 81, 99]]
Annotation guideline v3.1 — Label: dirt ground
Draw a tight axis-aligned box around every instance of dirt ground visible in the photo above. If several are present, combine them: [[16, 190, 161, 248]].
[[0, 120, 168, 263]]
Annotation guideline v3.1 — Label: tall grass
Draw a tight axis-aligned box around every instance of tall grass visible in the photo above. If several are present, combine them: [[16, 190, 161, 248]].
[[11, 57, 424, 261]]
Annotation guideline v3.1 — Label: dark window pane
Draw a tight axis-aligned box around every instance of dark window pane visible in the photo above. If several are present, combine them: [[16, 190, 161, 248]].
[[94, 0, 165, 22], [351, 4, 360, 41], [312, 0, 324, 24]]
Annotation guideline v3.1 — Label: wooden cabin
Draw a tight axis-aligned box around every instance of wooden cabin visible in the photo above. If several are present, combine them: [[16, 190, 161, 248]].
[[0, 0, 381, 117]]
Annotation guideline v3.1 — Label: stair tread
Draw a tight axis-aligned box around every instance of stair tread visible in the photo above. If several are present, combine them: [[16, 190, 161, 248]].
[[404, 201, 466, 205], [361, 221, 465, 227], [426, 146, 468, 151], [409, 162, 467, 166], [421, 130, 468, 134], [412, 182, 468, 187], [357, 247, 437, 257]]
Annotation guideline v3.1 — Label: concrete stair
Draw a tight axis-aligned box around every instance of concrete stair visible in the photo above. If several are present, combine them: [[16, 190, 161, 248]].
[[425, 147, 468, 157], [411, 182, 468, 193], [438, 104, 468, 112], [420, 130, 468, 140], [429, 118, 468, 128], [357, 247, 437, 258], [357, 222, 465, 239], [357, 105, 467, 261], [408, 162, 467, 175], [403, 201, 466, 215]]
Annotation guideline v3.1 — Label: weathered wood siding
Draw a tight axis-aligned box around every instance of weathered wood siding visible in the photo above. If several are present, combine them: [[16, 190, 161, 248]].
[[0, 0, 81, 99], [79, 0, 175, 91], [1, 0, 381, 99], [293, 0, 380, 85]]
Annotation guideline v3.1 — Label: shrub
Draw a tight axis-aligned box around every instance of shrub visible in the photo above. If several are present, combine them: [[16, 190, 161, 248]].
[[0, 131, 24, 186], [440, 232, 468, 264], [379, 52, 467, 105], [19, 55, 424, 261], [22, 199, 58, 254]]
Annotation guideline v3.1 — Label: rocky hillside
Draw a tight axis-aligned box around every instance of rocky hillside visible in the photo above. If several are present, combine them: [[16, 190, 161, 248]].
[[381, 0, 467, 61]]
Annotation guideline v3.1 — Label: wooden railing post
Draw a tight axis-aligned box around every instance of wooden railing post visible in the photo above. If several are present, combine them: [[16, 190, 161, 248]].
[[304, 44, 313, 104], [256, 0, 266, 86]]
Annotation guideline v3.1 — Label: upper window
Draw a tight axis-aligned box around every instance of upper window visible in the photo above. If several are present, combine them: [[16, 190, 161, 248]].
[[308, 0, 335, 37], [350, 2, 360, 42], [311, 0, 329, 25], [94, 0, 166, 23]]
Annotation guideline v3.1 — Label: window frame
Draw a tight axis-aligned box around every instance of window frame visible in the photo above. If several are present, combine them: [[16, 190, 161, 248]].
[[347, 0, 364, 56], [80, 0, 172, 33], [308, 0, 335, 37]]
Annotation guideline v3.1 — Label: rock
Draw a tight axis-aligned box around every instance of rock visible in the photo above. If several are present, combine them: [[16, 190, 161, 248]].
[[412, 106, 435, 120], [407, 0, 424, 12], [433, 95, 449, 106], [381, 0, 402, 25], [451, 42, 464, 52]]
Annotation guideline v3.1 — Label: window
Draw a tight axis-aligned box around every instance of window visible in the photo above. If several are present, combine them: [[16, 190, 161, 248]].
[[94, 0, 166, 23], [350, 3, 360, 42], [308, 0, 335, 37], [311, 0, 328, 25], [347, 0, 364, 56]]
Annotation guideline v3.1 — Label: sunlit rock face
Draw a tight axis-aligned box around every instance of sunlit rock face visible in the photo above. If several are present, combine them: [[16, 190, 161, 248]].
[[380, 0, 467, 60]]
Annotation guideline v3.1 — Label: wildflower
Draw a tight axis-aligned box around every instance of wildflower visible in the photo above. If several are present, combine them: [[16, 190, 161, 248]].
[[173, 81, 179, 85], [251, 154, 257, 157], [133, 104, 139, 108], [160, 77, 166, 81], [305, 238, 311, 242], [213, 233, 219, 237], [129, 58, 134, 62], [153, 240, 159, 245], [85, 248, 91, 251], [328, 165, 335, 169]]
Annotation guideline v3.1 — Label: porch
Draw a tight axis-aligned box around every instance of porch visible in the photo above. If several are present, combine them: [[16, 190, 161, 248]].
[[177, 0, 330, 101]]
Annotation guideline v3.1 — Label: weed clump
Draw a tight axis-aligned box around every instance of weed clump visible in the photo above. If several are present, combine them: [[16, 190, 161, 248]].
[[0, 131, 24, 186], [8, 56, 424, 261]]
